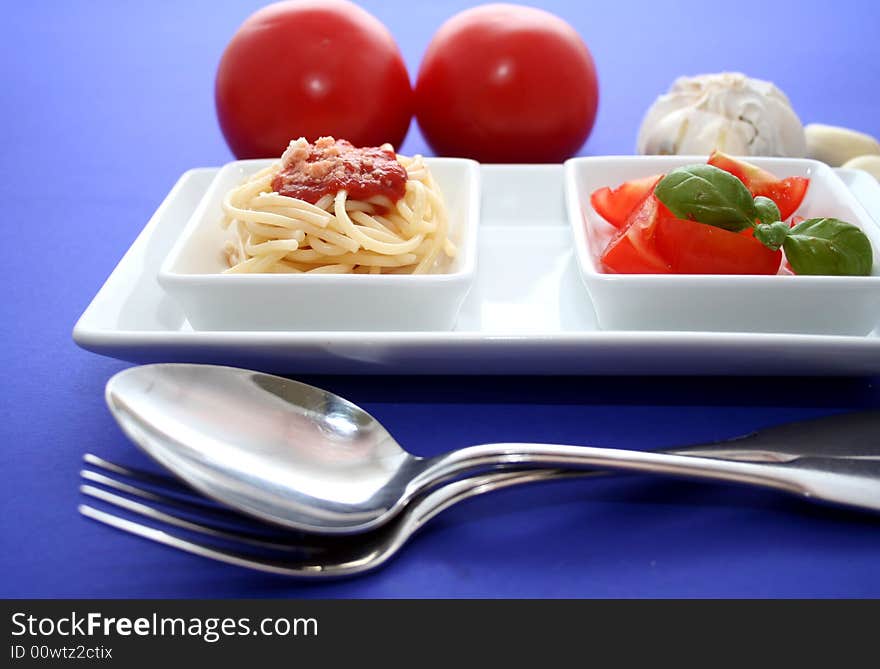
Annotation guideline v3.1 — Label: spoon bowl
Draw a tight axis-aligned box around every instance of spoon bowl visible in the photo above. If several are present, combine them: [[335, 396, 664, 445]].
[[106, 364, 421, 532]]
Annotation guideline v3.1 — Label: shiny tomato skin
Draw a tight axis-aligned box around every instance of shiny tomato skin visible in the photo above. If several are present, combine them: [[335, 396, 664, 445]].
[[655, 214, 783, 275], [591, 174, 663, 229], [600, 196, 782, 275], [415, 4, 599, 163], [707, 151, 809, 220], [215, 0, 413, 159]]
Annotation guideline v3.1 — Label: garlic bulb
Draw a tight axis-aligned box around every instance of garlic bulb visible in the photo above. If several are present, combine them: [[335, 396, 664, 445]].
[[637, 73, 806, 157]]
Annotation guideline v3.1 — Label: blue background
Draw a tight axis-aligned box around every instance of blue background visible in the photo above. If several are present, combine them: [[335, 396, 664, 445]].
[[2, 0, 880, 597]]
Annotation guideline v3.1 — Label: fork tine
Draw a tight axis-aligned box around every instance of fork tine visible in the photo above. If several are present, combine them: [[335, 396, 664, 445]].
[[79, 484, 302, 552], [80, 456, 290, 533], [78, 504, 329, 577], [83, 453, 181, 487], [80, 469, 233, 517], [80, 469, 270, 532], [78, 465, 335, 546], [83, 453, 228, 510]]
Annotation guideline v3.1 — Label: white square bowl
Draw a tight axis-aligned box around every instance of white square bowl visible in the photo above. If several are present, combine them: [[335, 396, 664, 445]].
[[158, 157, 480, 331], [564, 155, 880, 335]]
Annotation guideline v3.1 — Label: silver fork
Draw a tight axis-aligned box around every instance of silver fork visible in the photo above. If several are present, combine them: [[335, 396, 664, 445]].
[[80, 450, 880, 578], [79, 454, 584, 577]]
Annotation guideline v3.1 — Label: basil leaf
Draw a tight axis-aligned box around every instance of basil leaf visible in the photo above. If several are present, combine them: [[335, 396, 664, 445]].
[[754, 196, 781, 226], [754, 221, 790, 251], [654, 164, 757, 232], [783, 218, 874, 276]]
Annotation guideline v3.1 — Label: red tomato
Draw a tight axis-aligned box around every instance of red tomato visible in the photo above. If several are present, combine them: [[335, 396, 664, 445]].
[[215, 0, 413, 159], [414, 4, 599, 162], [601, 196, 782, 275], [707, 151, 809, 220], [590, 174, 663, 229]]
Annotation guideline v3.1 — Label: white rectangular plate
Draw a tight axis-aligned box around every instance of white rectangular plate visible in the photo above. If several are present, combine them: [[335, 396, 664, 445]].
[[73, 165, 880, 375]]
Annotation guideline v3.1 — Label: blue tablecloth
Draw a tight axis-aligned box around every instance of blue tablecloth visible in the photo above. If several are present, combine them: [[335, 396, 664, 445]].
[[2, 0, 880, 598]]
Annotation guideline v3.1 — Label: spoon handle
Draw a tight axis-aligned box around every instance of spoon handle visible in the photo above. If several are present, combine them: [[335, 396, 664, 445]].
[[404, 469, 587, 536], [410, 443, 880, 514]]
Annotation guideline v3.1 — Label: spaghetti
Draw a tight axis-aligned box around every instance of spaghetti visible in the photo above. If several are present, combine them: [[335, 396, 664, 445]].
[[222, 137, 455, 275]]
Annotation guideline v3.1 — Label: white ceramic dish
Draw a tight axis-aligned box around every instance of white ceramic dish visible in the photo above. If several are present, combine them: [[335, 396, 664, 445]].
[[158, 157, 480, 331], [73, 165, 880, 375], [565, 155, 880, 335]]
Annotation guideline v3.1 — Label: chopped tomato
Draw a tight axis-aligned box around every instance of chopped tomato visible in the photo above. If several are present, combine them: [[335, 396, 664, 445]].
[[600, 195, 782, 275], [655, 214, 782, 275], [600, 195, 670, 273], [707, 151, 809, 220], [590, 174, 663, 229]]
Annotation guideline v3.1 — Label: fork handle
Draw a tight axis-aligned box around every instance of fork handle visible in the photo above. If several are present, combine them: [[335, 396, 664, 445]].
[[410, 443, 880, 514]]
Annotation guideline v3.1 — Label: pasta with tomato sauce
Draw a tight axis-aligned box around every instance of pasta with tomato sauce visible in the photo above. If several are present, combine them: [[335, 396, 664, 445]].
[[222, 137, 455, 275]]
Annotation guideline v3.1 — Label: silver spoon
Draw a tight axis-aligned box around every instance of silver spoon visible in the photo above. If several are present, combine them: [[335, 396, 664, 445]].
[[105, 363, 880, 535]]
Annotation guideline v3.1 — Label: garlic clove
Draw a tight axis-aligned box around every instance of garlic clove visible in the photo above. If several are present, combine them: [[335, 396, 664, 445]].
[[842, 154, 880, 181], [805, 124, 880, 167]]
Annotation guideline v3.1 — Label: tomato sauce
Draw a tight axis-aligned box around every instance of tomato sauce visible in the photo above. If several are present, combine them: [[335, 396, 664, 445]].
[[271, 137, 408, 205]]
